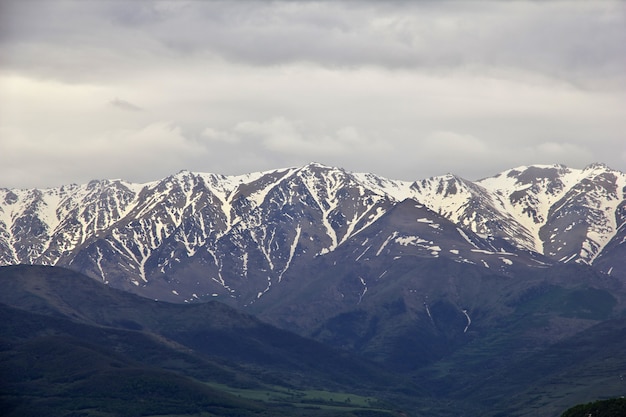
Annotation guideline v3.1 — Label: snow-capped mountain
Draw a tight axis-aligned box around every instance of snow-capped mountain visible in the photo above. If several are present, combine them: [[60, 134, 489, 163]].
[[1, 162, 624, 305], [414, 163, 626, 267]]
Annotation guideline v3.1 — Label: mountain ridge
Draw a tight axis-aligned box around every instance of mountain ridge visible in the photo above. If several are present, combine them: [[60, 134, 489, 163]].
[[1, 162, 624, 305]]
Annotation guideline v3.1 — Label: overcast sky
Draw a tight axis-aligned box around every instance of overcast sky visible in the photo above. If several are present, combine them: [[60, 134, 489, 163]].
[[1, 0, 625, 189]]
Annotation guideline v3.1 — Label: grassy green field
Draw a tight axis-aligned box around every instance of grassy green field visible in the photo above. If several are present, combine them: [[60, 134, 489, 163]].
[[207, 382, 393, 412]]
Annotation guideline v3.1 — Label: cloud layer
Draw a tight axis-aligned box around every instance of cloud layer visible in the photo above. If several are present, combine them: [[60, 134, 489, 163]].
[[1, 0, 625, 188]]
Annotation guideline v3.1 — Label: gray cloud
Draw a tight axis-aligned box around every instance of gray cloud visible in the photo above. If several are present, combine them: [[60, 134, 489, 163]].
[[3, 1, 624, 86], [110, 98, 143, 112], [0, 0, 625, 188]]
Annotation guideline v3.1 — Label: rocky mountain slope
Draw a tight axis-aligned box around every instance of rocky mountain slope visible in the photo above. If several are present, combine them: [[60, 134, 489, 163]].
[[1, 163, 624, 306]]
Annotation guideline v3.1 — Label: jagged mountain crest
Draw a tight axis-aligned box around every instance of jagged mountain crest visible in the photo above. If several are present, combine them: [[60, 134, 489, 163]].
[[1, 162, 624, 304], [410, 173, 538, 252], [478, 163, 626, 264]]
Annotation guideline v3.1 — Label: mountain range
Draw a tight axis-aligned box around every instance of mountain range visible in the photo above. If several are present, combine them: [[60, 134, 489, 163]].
[[2, 162, 626, 416], [1, 162, 624, 304]]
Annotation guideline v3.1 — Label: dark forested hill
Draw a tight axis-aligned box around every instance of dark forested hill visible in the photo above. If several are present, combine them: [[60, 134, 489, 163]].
[[0, 265, 415, 417]]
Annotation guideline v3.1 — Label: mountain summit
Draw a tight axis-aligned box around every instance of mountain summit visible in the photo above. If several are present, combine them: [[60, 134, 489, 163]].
[[1, 163, 624, 304]]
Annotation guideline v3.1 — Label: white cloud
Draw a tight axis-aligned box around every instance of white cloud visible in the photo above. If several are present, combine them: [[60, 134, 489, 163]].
[[238, 118, 359, 155], [529, 142, 590, 165], [202, 117, 388, 158], [0, 1, 625, 187], [423, 131, 491, 156], [0, 121, 208, 188]]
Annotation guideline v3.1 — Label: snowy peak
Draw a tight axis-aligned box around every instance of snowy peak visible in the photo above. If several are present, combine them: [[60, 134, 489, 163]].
[[540, 164, 626, 265], [475, 163, 626, 264], [411, 173, 491, 222], [410, 173, 538, 253], [0, 180, 142, 265], [476, 164, 578, 252]]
